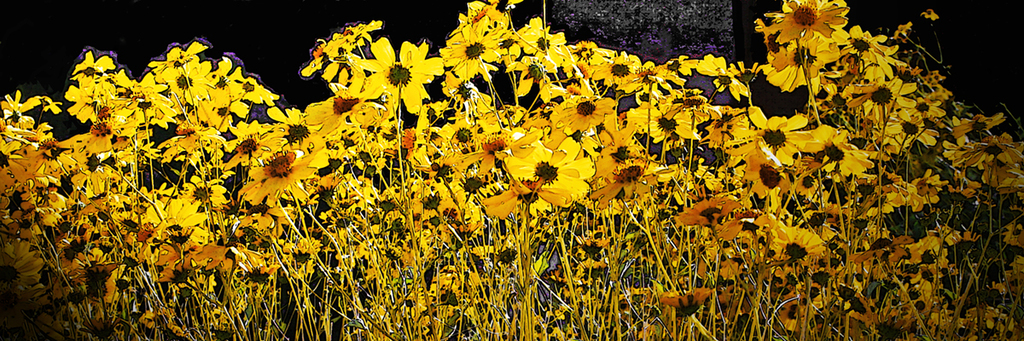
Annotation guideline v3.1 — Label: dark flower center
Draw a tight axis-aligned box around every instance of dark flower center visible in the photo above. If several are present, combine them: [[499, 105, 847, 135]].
[[614, 165, 643, 183], [763, 129, 787, 148], [238, 138, 259, 155], [576, 101, 597, 116], [482, 137, 507, 154], [249, 203, 270, 215], [699, 207, 723, 225], [824, 145, 845, 162], [388, 64, 412, 87], [611, 64, 631, 77], [465, 43, 486, 58], [871, 88, 893, 104], [0, 265, 18, 283], [759, 164, 782, 189], [527, 64, 546, 82], [793, 5, 818, 26], [333, 97, 360, 115], [536, 37, 549, 51], [456, 128, 473, 143], [287, 125, 310, 144], [852, 39, 870, 52], [785, 243, 808, 260], [901, 122, 919, 135], [91, 122, 112, 137], [658, 117, 678, 132], [265, 152, 296, 178], [535, 161, 559, 182], [176, 75, 190, 90]]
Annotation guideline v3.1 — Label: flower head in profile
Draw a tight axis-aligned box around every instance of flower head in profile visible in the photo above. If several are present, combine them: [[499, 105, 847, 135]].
[[659, 288, 713, 317]]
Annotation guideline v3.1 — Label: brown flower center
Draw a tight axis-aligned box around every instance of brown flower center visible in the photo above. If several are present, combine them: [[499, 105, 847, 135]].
[[763, 129, 787, 148], [793, 5, 819, 26], [535, 161, 559, 182], [265, 152, 296, 178], [576, 101, 597, 116], [237, 138, 259, 155], [759, 164, 782, 189], [465, 42, 486, 59], [870, 88, 893, 104], [482, 136, 507, 154], [611, 64, 631, 77], [614, 165, 643, 183], [333, 97, 360, 115], [91, 122, 112, 137], [387, 64, 412, 87]]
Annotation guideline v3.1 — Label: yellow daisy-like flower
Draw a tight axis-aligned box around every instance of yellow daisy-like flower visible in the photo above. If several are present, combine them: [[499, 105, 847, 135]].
[[553, 95, 616, 132], [742, 148, 791, 197], [696, 54, 750, 101], [764, 0, 849, 43], [840, 25, 897, 82], [810, 124, 873, 177], [504, 140, 595, 207], [593, 51, 642, 93], [766, 35, 840, 93], [736, 106, 818, 165], [241, 149, 329, 204], [773, 224, 826, 260], [659, 288, 713, 317], [362, 37, 444, 114], [441, 19, 502, 80], [305, 85, 385, 136], [844, 78, 917, 121], [0, 239, 44, 287]]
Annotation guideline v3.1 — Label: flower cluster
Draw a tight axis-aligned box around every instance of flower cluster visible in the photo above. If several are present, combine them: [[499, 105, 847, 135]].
[[1, 1, 1021, 340]]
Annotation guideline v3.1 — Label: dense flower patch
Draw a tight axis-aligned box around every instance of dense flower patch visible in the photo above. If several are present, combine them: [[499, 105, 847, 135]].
[[1, 1, 1022, 340]]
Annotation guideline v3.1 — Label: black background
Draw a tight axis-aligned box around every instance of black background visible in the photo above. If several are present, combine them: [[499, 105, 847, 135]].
[[1, 0, 1018, 136]]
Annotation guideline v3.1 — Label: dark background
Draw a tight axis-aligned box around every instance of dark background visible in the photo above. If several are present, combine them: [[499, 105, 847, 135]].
[[1, 0, 1018, 137]]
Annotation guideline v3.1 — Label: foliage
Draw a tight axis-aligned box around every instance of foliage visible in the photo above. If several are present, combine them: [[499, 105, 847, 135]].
[[1, 1, 1021, 340]]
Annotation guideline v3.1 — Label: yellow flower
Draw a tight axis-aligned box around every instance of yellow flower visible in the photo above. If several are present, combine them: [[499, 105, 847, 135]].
[[659, 288, 713, 317], [736, 106, 817, 165], [441, 19, 503, 80], [810, 124, 873, 176], [763, 0, 849, 43], [589, 158, 667, 205], [742, 148, 791, 197], [773, 224, 826, 260], [696, 55, 750, 101], [844, 78, 917, 121], [675, 196, 743, 228], [305, 87, 385, 136], [362, 37, 444, 114], [504, 140, 595, 207], [0, 239, 44, 287], [593, 51, 642, 93], [766, 35, 840, 93], [553, 95, 616, 132], [225, 120, 276, 169], [241, 149, 328, 204], [840, 25, 897, 82], [507, 57, 566, 101]]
